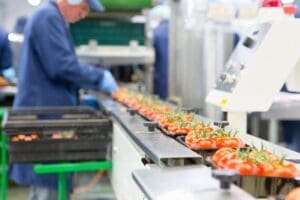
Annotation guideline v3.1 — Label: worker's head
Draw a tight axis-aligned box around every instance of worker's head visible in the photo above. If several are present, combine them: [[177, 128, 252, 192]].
[[57, 0, 105, 23]]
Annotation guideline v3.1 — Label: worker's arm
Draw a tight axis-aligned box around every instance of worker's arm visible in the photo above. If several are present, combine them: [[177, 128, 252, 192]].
[[33, 13, 104, 91]]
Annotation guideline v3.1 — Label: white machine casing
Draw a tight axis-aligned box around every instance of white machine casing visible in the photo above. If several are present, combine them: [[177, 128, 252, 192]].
[[206, 19, 300, 112], [286, 59, 300, 92]]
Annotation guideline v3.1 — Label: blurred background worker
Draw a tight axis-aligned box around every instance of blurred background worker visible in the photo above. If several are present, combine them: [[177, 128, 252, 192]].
[[9, 0, 118, 199], [13, 16, 28, 34], [151, 3, 170, 100], [0, 25, 12, 76]]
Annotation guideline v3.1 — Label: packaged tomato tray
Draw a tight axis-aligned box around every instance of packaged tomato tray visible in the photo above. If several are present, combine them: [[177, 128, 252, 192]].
[[3, 106, 112, 163], [174, 121, 246, 159], [212, 147, 300, 197]]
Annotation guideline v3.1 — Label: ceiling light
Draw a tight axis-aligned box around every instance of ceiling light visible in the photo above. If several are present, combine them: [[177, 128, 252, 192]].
[[27, 0, 41, 6]]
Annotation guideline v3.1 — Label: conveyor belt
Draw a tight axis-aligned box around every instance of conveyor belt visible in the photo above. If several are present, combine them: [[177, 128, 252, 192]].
[[101, 98, 202, 166], [99, 94, 300, 162]]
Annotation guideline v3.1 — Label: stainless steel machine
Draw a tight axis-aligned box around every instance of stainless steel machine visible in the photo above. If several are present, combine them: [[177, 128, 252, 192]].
[[168, 0, 235, 118], [132, 166, 255, 200], [168, 0, 208, 108]]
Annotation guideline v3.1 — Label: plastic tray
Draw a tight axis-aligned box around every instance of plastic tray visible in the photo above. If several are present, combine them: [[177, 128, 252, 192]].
[[159, 127, 188, 138], [176, 135, 218, 160], [3, 106, 111, 135], [5, 106, 99, 119], [234, 174, 297, 198], [3, 106, 112, 163]]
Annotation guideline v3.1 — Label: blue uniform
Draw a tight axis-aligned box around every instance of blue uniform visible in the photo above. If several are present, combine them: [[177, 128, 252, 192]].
[[153, 20, 169, 100], [10, 0, 105, 189], [0, 26, 12, 75]]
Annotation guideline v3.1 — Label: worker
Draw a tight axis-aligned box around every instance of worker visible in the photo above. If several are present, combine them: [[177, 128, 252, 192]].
[[9, 0, 118, 199], [13, 16, 28, 34], [0, 26, 12, 76], [152, 4, 170, 100]]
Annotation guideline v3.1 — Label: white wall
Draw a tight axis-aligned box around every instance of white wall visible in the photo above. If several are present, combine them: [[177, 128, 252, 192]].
[[0, 0, 46, 32]]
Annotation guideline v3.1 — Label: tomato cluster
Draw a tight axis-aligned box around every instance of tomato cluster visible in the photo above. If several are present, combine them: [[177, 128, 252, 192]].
[[11, 131, 78, 142], [185, 122, 245, 150], [212, 147, 299, 178], [11, 133, 39, 142], [113, 88, 194, 135], [113, 88, 245, 150]]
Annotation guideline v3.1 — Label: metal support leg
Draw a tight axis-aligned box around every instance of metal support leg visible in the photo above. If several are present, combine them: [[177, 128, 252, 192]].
[[34, 161, 113, 200], [227, 111, 247, 134], [145, 64, 153, 93], [269, 119, 279, 144], [1, 133, 7, 200], [58, 172, 67, 200]]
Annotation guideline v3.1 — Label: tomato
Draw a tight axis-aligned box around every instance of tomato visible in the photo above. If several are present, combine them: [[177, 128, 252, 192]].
[[196, 139, 216, 149], [272, 167, 295, 178], [167, 124, 178, 133], [235, 161, 255, 175], [224, 159, 243, 170], [254, 164, 265, 176], [212, 148, 235, 164], [219, 138, 245, 148], [216, 152, 237, 168], [11, 136, 19, 142], [186, 136, 217, 149], [215, 138, 233, 148], [282, 161, 298, 173]]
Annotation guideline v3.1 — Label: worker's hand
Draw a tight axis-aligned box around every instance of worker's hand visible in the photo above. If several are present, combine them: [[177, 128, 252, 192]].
[[99, 70, 118, 94]]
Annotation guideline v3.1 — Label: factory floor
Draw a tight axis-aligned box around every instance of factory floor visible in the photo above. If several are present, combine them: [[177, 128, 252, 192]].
[[8, 171, 116, 200]]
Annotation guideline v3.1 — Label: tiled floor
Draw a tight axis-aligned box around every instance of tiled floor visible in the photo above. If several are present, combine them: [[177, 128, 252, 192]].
[[8, 186, 30, 200], [7, 171, 116, 200]]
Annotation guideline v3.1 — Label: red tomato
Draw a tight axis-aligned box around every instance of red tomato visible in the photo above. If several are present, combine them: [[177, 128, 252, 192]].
[[216, 152, 237, 169], [215, 138, 239, 148], [212, 148, 235, 164], [186, 137, 217, 149], [196, 139, 216, 149], [272, 167, 295, 178], [282, 161, 298, 173], [224, 159, 243, 170], [235, 161, 254, 175]]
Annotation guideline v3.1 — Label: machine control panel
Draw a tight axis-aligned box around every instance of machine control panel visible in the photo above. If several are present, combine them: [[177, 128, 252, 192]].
[[206, 18, 300, 111], [215, 23, 272, 93]]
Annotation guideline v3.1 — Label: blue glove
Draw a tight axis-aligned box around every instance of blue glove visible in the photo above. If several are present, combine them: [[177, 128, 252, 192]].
[[99, 70, 118, 94]]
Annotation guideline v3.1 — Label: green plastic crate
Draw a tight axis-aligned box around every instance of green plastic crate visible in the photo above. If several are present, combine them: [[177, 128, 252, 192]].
[[70, 19, 145, 46], [101, 0, 152, 11]]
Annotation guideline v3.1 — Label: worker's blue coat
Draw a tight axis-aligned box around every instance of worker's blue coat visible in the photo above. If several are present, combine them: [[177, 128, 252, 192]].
[[0, 26, 12, 75], [153, 20, 169, 100], [10, 0, 105, 189]]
